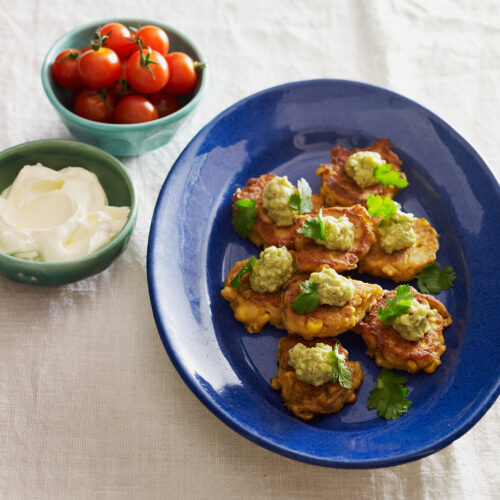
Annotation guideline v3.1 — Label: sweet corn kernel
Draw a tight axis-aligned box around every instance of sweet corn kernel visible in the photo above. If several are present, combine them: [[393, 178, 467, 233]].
[[424, 360, 439, 374], [305, 317, 323, 334], [406, 360, 418, 372], [252, 313, 270, 331], [235, 306, 249, 322]]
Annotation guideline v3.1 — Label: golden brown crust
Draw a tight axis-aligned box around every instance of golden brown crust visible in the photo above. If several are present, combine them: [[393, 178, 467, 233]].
[[220, 258, 284, 333], [233, 173, 323, 248], [316, 138, 405, 207], [358, 218, 439, 282], [270, 336, 363, 421], [280, 272, 383, 340], [294, 205, 376, 272], [352, 287, 452, 374]]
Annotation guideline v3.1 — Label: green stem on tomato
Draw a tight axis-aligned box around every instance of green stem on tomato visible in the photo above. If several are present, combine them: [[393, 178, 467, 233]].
[[99, 89, 113, 114], [57, 49, 80, 62], [84, 89, 113, 114], [136, 38, 158, 78], [90, 29, 108, 51]]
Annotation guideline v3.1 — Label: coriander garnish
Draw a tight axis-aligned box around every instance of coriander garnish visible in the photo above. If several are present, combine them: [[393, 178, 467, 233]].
[[288, 178, 313, 215], [330, 344, 352, 389], [232, 198, 257, 238], [230, 257, 257, 288], [373, 163, 409, 188], [378, 285, 414, 325], [291, 280, 320, 315], [367, 369, 413, 420], [296, 208, 326, 242], [416, 262, 456, 294]]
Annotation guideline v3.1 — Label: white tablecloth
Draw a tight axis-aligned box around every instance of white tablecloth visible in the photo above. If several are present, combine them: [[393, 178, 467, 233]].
[[1, 0, 499, 498]]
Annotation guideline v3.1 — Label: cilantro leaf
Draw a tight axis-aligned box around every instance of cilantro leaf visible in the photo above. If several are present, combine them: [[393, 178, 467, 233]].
[[291, 280, 320, 315], [289, 178, 313, 215], [439, 266, 456, 289], [366, 195, 397, 220], [374, 164, 409, 188], [297, 178, 313, 214], [330, 344, 352, 389], [367, 369, 413, 420], [232, 198, 257, 238], [378, 285, 414, 325], [230, 256, 257, 288], [288, 192, 301, 212], [416, 262, 456, 294], [296, 208, 326, 242]]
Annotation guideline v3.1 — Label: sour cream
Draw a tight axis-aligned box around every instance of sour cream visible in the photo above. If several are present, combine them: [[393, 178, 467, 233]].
[[0, 164, 130, 262]]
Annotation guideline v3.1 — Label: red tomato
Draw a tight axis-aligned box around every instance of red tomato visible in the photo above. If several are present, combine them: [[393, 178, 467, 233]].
[[100, 22, 135, 60], [135, 25, 169, 56], [126, 48, 168, 94], [109, 60, 131, 101], [77, 47, 121, 90], [52, 49, 83, 90], [74, 89, 115, 122], [164, 52, 200, 95], [113, 95, 159, 123], [149, 90, 181, 117]]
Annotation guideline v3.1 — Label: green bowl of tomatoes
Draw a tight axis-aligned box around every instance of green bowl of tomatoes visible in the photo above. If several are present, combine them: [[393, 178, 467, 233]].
[[41, 18, 207, 156]]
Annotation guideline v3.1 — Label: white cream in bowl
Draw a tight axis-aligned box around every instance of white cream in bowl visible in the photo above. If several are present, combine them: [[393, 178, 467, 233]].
[[0, 163, 130, 262]]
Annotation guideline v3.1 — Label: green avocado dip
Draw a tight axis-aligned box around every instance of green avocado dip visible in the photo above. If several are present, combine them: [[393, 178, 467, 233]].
[[393, 298, 436, 341], [378, 208, 417, 254], [288, 342, 333, 386], [316, 215, 354, 251], [309, 267, 354, 307], [249, 246, 294, 293], [344, 151, 385, 189], [262, 176, 298, 226]]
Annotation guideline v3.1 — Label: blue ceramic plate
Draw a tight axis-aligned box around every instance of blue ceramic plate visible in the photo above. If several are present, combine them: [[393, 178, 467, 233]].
[[147, 80, 500, 468]]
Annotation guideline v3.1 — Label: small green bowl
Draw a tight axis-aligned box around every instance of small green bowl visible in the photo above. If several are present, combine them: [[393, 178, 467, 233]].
[[41, 18, 208, 156], [0, 139, 137, 286]]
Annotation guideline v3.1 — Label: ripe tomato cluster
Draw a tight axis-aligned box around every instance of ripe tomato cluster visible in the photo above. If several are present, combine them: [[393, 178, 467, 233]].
[[51, 22, 203, 124]]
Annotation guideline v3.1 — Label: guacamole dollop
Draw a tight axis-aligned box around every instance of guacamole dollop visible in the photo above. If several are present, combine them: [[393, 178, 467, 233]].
[[249, 245, 294, 293], [393, 298, 436, 341], [378, 209, 417, 254], [309, 267, 354, 307], [344, 151, 385, 189], [262, 176, 298, 226], [288, 342, 333, 386], [315, 214, 354, 252]]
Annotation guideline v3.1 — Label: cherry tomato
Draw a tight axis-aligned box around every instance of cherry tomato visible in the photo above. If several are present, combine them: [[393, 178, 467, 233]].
[[74, 89, 115, 122], [149, 90, 181, 117], [113, 95, 159, 123], [52, 49, 83, 90], [100, 22, 135, 60], [126, 47, 168, 94], [77, 47, 121, 90], [164, 52, 199, 95], [135, 25, 169, 56], [109, 60, 131, 101]]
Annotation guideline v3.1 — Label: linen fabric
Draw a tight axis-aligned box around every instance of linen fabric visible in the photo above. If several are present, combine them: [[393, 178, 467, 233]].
[[0, 0, 498, 498]]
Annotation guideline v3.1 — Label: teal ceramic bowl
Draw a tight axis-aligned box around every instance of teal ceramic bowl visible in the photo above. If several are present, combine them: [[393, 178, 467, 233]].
[[0, 139, 137, 286], [41, 18, 208, 156]]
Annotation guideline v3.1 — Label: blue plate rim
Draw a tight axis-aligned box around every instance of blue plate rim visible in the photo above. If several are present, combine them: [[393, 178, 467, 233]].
[[147, 78, 500, 468]]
